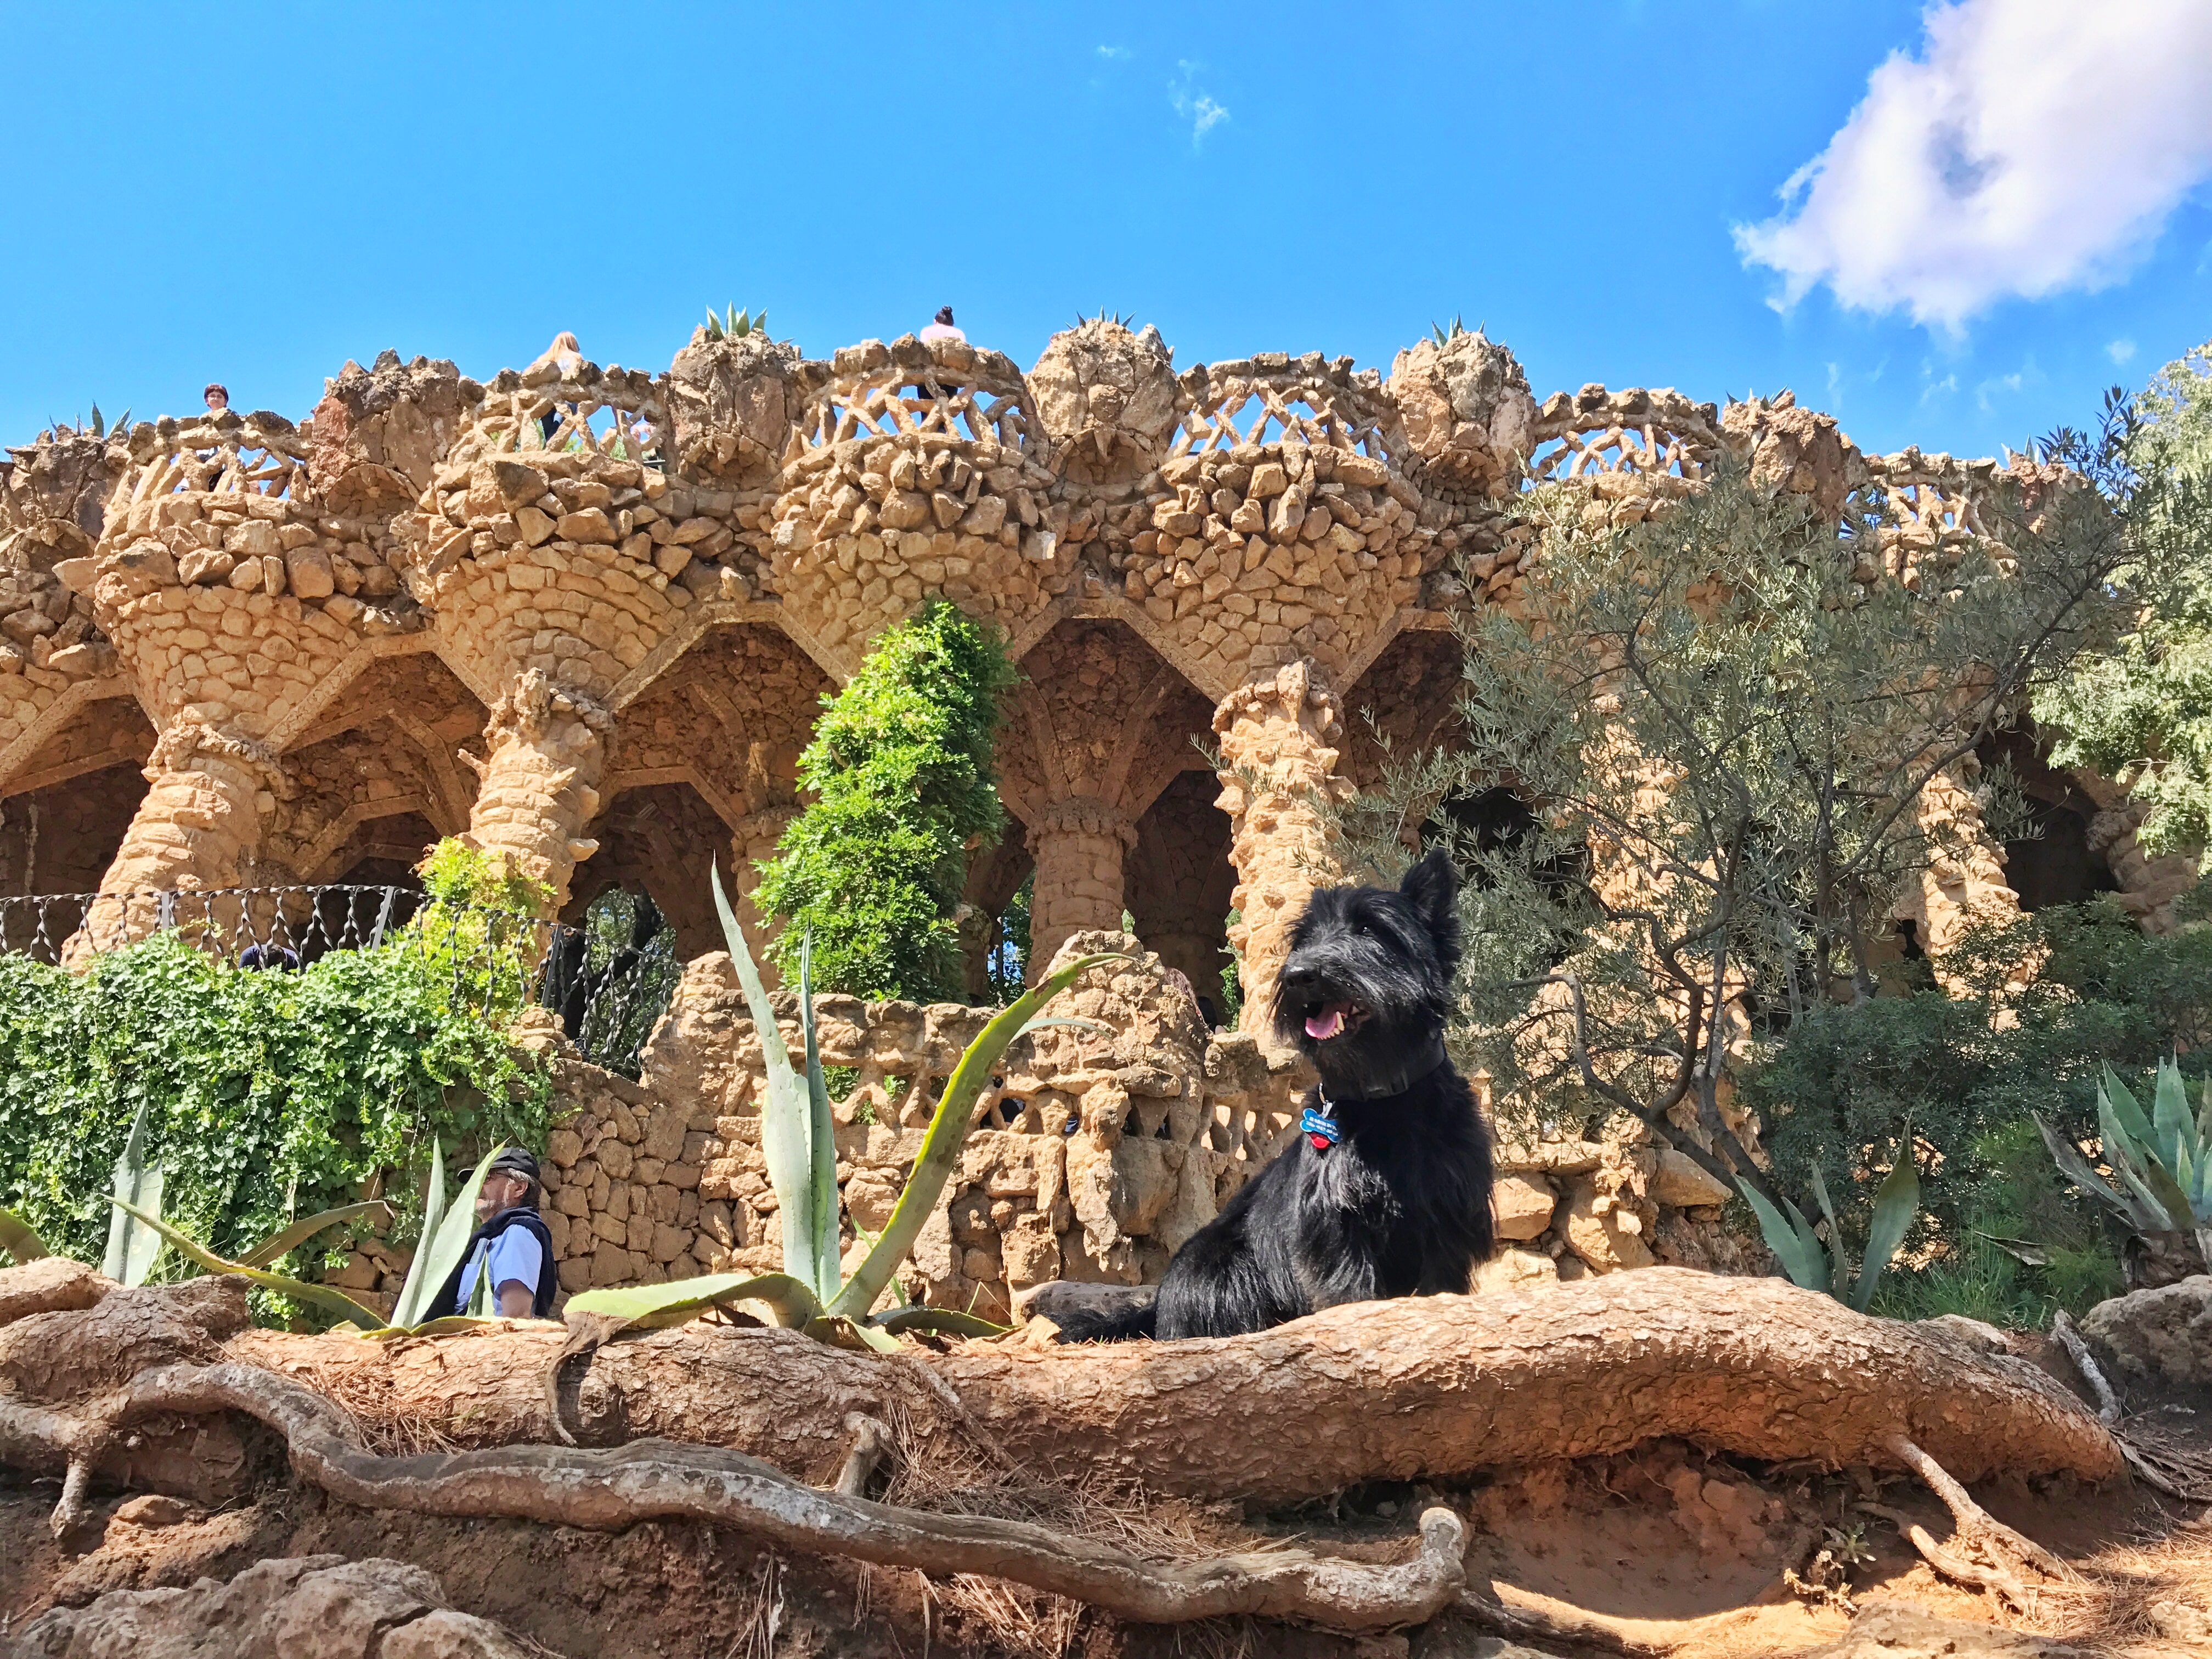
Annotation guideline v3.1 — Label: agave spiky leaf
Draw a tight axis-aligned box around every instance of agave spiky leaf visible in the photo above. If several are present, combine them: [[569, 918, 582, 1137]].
[[1851, 1153, 1920, 1314], [565, 1271, 820, 1333], [1808, 1163, 1852, 1302], [101, 1100, 165, 1287], [405, 1143, 510, 1320], [2100, 1083, 2192, 1230], [2034, 1110, 2162, 1229], [386, 1137, 449, 1330], [107, 1194, 386, 1330], [797, 933, 840, 1303], [1737, 1177, 1828, 1293], [2100, 1066, 2160, 1164], [0, 1207, 49, 1264], [710, 860, 827, 1295], [2152, 1058, 2193, 1178], [239, 1200, 396, 1271], [826, 952, 1126, 1323]]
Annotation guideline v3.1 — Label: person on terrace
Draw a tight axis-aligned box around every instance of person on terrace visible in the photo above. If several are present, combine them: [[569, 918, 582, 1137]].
[[919, 305, 964, 345], [425, 1146, 558, 1320]]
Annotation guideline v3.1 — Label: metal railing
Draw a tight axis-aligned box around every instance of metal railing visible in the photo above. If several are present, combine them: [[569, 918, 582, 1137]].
[[0, 883, 678, 1079]]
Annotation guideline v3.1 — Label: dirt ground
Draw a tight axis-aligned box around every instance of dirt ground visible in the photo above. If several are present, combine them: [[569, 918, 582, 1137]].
[[7, 1410, 2210, 1659]]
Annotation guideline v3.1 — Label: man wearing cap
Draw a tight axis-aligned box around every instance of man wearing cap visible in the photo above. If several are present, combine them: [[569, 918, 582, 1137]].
[[425, 1147, 558, 1320]]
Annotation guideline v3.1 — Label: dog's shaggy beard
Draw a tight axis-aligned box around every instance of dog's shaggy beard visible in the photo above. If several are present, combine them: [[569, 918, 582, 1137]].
[[1273, 849, 1460, 1097]]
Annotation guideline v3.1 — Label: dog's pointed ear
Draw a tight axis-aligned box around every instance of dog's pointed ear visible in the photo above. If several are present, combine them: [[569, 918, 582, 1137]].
[[1400, 847, 1460, 957]]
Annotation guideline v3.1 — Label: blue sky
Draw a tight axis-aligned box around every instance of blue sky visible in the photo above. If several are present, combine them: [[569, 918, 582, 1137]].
[[3, 2, 2208, 462]]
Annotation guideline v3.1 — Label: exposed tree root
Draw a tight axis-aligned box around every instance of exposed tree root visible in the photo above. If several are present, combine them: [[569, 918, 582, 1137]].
[[1857, 1435, 2083, 1613], [15, 1361, 1468, 1633], [222, 1269, 2126, 1503], [1453, 1589, 1667, 1657], [836, 1412, 891, 1498], [2051, 1310, 2122, 1425]]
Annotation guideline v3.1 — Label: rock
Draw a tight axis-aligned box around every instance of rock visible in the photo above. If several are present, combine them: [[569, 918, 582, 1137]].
[[285, 546, 336, 598], [46, 642, 117, 679], [2082, 1274, 2212, 1385], [178, 548, 235, 585], [556, 507, 617, 544], [110, 1492, 200, 1527], [1492, 1175, 1555, 1241], [1562, 1176, 1656, 1273], [7, 1554, 557, 1658], [1650, 1149, 1733, 1209], [1472, 1248, 1559, 1293]]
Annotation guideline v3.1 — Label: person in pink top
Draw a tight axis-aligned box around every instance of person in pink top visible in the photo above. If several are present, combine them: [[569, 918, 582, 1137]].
[[918, 305, 965, 345]]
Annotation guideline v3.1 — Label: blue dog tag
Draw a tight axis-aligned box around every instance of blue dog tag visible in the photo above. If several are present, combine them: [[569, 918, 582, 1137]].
[[1301, 1107, 1340, 1150]]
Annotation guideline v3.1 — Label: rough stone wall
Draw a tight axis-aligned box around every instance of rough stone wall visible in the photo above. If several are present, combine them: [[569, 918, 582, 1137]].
[[325, 941, 1761, 1310]]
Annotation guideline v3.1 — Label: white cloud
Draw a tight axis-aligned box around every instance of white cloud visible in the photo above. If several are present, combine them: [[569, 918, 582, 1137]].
[[2109, 338, 2138, 365], [1170, 61, 1229, 145], [1735, 0, 2212, 330], [1097, 44, 1128, 61]]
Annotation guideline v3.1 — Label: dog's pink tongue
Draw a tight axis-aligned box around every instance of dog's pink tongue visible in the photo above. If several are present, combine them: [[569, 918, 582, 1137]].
[[1305, 1006, 1345, 1041]]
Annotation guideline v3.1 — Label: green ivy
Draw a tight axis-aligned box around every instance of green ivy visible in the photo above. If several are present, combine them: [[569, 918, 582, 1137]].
[[753, 599, 1017, 1000], [0, 927, 550, 1278]]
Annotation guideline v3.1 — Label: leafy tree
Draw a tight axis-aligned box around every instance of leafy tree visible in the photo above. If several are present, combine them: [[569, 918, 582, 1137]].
[[1341, 443, 2140, 1213], [753, 600, 1018, 1001], [2036, 342, 2212, 859]]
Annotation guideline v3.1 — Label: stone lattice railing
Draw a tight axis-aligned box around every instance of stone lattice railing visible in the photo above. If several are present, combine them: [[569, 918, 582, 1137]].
[[1169, 354, 1407, 468], [1527, 385, 1726, 503], [793, 336, 1051, 459], [466, 360, 670, 466]]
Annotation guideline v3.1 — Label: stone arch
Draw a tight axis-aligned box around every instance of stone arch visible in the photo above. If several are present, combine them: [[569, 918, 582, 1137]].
[[1977, 730, 2121, 912], [273, 653, 487, 882], [1125, 770, 1237, 1023], [563, 781, 734, 962], [0, 694, 155, 950], [1339, 623, 1464, 791], [998, 616, 1216, 977]]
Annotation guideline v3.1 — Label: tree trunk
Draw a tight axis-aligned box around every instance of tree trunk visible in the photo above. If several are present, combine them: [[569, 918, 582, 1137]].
[[222, 1269, 2120, 1503]]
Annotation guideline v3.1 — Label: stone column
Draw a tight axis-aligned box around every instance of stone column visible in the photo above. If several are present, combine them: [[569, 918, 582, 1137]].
[[1025, 798, 1138, 983], [727, 803, 796, 985], [1210, 660, 1356, 1046], [1893, 763, 2025, 991], [461, 669, 610, 912], [66, 721, 290, 963]]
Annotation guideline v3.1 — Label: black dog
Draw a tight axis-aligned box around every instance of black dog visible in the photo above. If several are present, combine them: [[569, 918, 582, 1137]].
[[1055, 848, 1495, 1341]]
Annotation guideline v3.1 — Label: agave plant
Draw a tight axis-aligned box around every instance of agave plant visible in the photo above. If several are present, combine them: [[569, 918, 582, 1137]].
[[0, 1208, 49, 1265], [2036, 1059, 2212, 1272], [108, 1140, 506, 1337], [1737, 1151, 1920, 1314], [1430, 316, 1471, 347], [556, 863, 1121, 1354], [100, 1099, 167, 1287], [703, 306, 767, 343]]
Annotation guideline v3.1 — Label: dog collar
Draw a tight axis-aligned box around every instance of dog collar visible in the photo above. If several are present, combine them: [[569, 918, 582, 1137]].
[[1316, 1036, 1452, 1104], [1303, 1038, 1453, 1152]]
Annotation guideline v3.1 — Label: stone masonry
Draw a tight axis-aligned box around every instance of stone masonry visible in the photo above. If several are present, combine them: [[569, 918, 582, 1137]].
[[0, 323, 2114, 1026], [325, 937, 1753, 1317]]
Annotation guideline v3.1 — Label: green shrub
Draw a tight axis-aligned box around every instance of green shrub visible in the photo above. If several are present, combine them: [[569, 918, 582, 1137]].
[[1744, 891, 2211, 1312], [0, 927, 549, 1279], [753, 599, 1017, 1001]]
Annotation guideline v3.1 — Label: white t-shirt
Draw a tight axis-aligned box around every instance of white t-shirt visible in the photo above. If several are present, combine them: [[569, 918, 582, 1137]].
[[919, 321, 966, 345], [460, 1223, 545, 1316]]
